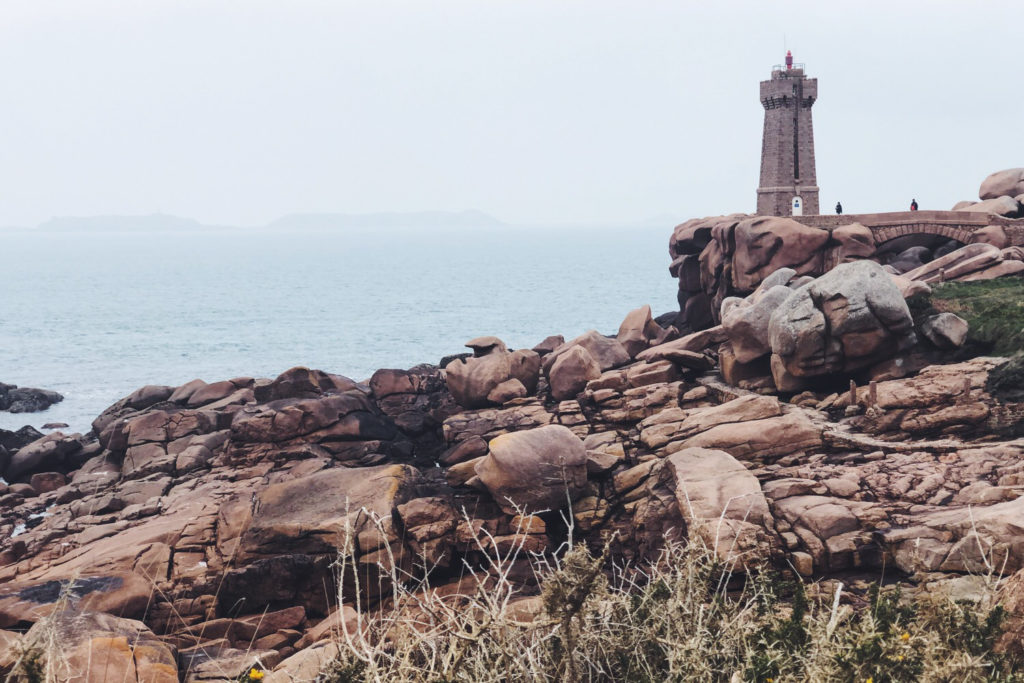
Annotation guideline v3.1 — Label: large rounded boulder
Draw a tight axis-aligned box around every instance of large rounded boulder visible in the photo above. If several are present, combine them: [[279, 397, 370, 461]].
[[830, 222, 876, 264], [961, 196, 1023, 218], [616, 305, 673, 358], [664, 447, 777, 566], [671, 214, 744, 330], [474, 424, 587, 514], [445, 337, 541, 409], [720, 268, 798, 364], [696, 216, 833, 327], [979, 168, 1024, 200], [730, 216, 831, 292], [768, 260, 915, 380], [547, 345, 601, 401], [16, 611, 177, 682], [541, 330, 631, 375]]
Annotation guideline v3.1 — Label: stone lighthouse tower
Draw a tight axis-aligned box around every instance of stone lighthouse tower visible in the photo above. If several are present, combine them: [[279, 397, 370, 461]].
[[756, 51, 819, 216]]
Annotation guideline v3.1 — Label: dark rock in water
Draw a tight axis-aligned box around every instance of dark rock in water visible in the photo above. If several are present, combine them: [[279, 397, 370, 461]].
[[41, 422, 69, 430], [0, 383, 63, 413], [0, 425, 44, 453]]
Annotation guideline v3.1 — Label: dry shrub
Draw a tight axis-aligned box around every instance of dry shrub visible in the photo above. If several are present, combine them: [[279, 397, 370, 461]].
[[318, 512, 1023, 683], [5, 583, 75, 683]]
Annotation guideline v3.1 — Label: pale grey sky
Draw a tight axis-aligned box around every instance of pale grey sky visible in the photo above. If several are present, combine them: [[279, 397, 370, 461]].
[[1, 0, 1020, 227]]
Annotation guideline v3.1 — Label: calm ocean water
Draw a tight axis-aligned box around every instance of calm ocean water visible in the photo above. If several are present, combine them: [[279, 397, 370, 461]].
[[0, 225, 677, 433]]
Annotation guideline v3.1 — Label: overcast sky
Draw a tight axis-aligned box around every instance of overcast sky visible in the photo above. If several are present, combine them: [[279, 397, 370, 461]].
[[1, 0, 1020, 227]]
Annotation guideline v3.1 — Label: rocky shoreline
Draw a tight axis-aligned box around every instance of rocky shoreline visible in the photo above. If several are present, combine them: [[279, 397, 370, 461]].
[[2, 335, 1023, 680], [2, 170, 1024, 681]]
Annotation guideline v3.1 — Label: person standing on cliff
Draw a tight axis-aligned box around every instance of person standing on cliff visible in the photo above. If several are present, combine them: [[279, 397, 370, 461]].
[[910, 198, 918, 211], [835, 201, 843, 215]]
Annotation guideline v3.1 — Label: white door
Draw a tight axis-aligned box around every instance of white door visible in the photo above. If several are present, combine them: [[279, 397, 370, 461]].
[[791, 196, 803, 216]]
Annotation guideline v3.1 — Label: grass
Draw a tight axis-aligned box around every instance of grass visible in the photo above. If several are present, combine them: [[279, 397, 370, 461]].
[[928, 278, 1024, 356], [316, 524, 1024, 683], [4, 582, 75, 682], [987, 354, 1024, 403]]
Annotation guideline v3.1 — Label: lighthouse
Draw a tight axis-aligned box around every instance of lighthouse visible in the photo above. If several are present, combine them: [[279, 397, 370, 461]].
[[756, 52, 820, 216]]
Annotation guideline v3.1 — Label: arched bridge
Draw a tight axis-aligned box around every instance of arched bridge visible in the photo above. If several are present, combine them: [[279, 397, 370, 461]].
[[790, 210, 1024, 246]]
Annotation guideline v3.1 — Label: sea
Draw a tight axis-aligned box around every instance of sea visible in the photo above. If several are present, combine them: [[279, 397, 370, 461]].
[[0, 225, 678, 433]]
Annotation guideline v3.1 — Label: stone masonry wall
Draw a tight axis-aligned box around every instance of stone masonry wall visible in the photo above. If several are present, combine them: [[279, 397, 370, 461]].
[[757, 68, 819, 216]]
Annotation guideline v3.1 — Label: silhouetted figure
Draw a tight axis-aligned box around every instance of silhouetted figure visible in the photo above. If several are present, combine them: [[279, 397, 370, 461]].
[[835, 201, 843, 215], [910, 198, 918, 211]]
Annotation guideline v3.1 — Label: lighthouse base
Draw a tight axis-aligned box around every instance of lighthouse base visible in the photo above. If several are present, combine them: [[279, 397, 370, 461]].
[[757, 185, 820, 217]]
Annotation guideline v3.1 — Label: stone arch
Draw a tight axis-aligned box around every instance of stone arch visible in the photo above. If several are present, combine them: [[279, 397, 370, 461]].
[[871, 222, 983, 273], [871, 223, 977, 246]]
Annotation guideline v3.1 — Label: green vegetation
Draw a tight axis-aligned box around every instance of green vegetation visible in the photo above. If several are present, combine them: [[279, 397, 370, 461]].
[[321, 539, 1022, 682], [929, 278, 1024, 356], [987, 354, 1024, 404]]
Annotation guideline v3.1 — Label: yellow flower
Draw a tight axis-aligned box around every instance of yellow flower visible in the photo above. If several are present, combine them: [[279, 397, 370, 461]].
[[901, 631, 910, 641], [248, 669, 265, 681], [866, 678, 873, 683]]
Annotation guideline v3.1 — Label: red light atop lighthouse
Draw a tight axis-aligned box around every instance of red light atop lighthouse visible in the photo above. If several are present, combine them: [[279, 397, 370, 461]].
[[785, 50, 793, 70]]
